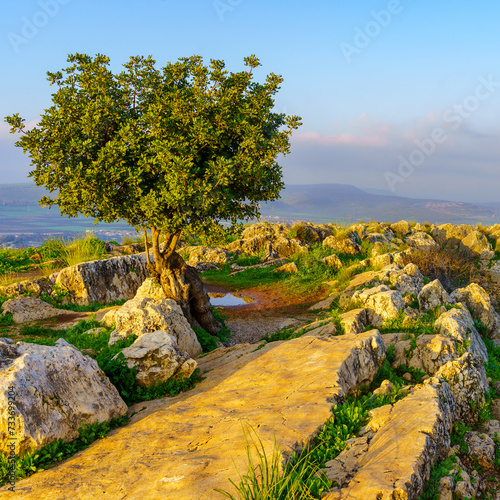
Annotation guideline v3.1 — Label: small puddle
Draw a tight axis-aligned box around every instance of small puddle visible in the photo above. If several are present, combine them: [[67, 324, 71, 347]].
[[208, 292, 254, 307]]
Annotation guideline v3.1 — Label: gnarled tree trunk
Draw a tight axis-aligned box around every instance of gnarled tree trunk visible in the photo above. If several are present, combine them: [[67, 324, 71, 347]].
[[144, 227, 222, 335]]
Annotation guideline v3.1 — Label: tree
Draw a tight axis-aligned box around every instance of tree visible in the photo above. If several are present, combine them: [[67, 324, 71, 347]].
[[6, 53, 301, 334]]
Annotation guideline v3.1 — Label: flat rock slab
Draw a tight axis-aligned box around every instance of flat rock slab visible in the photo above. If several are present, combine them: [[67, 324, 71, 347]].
[[3, 330, 384, 500], [324, 382, 456, 500]]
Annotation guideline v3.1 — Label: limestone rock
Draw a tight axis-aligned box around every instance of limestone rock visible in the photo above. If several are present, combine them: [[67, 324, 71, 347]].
[[418, 279, 452, 311], [110, 296, 202, 359], [323, 436, 369, 487], [1, 296, 68, 323], [0, 339, 127, 456], [464, 431, 496, 467], [183, 246, 231, 265], [324, 381, 457, 500], [0, 279, 44, 298], [351, 285, 405, 326], [431, 224, 494, 259], [55, 253, 149, 305], [451, 283, 500, 339], [322, 254, 343, 269], [433, 353, 489, 425], [390, 220, 412, 236], [273, 262, 298, 273], [323, 235, 362, 255], [434, 305, 489, 362], [389, 334, 460, 375], [340, 308, 368, 334], [388, 263, 424, 295], [406, 231, 438, 252], [119, 330, 198, 387], [6, 331, 385, 499], [135, 277, 168, 300]]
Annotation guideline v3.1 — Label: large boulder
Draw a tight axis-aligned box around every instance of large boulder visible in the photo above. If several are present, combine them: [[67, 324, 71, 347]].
[[0, 279, 44, 298], [183, 246, 231, 265], [55, 254, 149, 305], [433, 352, 489, 425], [431, 224, 494, 259], [0, 339, 127, 456], [351, 285, 405, 326], [390, 220, 412, 236], [110, 296, 202, 358], [384, 333, 460, 375], [418, 279, 452, 311], [405, 232, 438, 253], [387, 263, 424, 295], [119, 330, 198, 387], [451, 283, 500, 339], [323, 235, 362, 255], [1, 296, 69, 323], [434, 305, 488, 362]]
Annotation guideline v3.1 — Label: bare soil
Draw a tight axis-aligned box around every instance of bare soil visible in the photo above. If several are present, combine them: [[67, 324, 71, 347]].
[[206, 283, 328, 345]]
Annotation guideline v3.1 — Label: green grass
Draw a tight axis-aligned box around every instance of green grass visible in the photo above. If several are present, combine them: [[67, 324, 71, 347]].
[[376, 309, 436, 336], [202, 263, 283, 289], [418, 454, 457, 500], [0, 415, 128, 487], [0, 247, 38, 275]]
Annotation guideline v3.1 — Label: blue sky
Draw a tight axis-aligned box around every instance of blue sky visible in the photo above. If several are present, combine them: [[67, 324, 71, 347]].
[[1, 0, 500, 203]]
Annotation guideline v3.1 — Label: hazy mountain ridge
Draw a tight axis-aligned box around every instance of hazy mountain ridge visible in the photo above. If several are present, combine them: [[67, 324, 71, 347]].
[[0, 182, 498, 232]]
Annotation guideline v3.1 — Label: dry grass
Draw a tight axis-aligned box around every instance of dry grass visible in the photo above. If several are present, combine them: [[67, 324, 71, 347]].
[[402, 246, 479, 292]]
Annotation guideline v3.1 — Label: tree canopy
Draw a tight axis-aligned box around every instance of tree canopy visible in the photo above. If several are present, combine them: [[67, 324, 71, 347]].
[[6, 53, 301, 240]]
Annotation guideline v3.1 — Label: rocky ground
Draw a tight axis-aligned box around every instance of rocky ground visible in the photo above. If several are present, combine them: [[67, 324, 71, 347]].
[[0, 220, 500, 498]]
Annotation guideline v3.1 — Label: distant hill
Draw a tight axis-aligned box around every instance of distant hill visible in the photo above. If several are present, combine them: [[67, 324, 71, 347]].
[[0, 182, 498, 233], [260, 184, 498, 224]]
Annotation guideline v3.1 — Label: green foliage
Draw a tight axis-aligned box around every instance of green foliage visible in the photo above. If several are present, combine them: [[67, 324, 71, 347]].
[[202, 263, 282, 289], [233, 254, 262, 267], [483, 337, 500, 381], [418, 454, 457, 500], [0, 415, 128, 486], [6, 54, 301, 246], [193, 326, 220, 352], [451, 421, 472, 454], [215, 426, 331, 500], [377, 309, 435, 336], [0, 247, 37, 275]]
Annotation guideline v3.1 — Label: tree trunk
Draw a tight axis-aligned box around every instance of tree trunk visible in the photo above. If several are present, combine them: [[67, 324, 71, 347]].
[[144, 227, 222, 335]]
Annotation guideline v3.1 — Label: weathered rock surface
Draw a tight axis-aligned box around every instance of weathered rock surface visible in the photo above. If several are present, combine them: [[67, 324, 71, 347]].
[[110, 296, 202, 359], [405, 231, 438, 252], [0, 279, 44, 298], [323, 235, 362, 255], [434, 305, 489, 362], [431, 224, 494, 259], [384, 333, 460, 376], [322, 254, 343, 269], [418, 279, 452, 311], [183, 246, 231, 265], [451, 283, 500, 339], [0, 339, 127, 456], [55, 254, 149, 305], [351, 285, 405, 326], [340, 308, 368, 334], [5, 330, 385, 499], [119, 330, 198, 387], [1, 297, 70, 323], [463, 431, 496, 467], [433, 353, 489, 425], [273, 261, 298, 273], [324, 381, 457, 499]]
